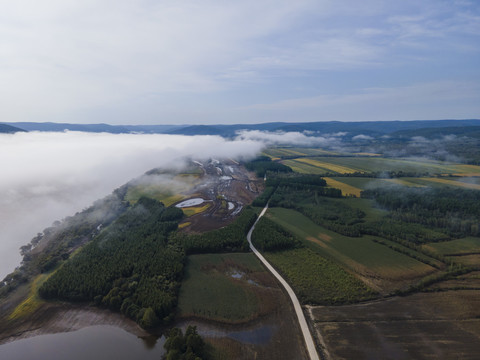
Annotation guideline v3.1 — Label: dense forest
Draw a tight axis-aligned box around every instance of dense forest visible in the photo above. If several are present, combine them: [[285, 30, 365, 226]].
[[251, 217, 301, 252], [39, 197, 185, 327], [362, 187, 480, 238], [244, 156, 292, 177]]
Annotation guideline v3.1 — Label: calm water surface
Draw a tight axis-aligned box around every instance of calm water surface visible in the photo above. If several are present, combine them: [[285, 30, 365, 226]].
[[0, 325, 165, 360]]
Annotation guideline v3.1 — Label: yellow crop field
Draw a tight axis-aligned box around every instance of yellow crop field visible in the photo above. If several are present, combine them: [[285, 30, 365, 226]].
[[325, 178, 362, 197], [178, 222, 191, 229], [182, 203, 211, 217], [449, 164, 480, 175], [295, 158, 357, 173], [422, 177, 480, 190]]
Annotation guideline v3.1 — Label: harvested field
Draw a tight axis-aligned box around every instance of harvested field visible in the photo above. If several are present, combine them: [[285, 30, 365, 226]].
[[310, 290, 480, 360]]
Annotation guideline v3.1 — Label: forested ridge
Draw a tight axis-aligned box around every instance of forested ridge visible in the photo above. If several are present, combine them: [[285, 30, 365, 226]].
[[39, 197, 185, 327]]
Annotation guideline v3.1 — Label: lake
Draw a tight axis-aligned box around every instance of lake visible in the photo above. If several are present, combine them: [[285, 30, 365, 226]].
[[0, 325, 165, 360]]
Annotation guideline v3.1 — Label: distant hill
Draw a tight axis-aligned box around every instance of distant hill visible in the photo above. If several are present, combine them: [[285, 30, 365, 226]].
[[4, 119, 480, 137], [4, 122, 131, 133], [390, 126, 480, 139], [0, 124, 26, 133], [168, 120, 480, 137], [4, 122, 185, 134]]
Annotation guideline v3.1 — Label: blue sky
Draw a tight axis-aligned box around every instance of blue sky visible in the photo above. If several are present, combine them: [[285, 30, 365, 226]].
[[1, 0, 479, 124]]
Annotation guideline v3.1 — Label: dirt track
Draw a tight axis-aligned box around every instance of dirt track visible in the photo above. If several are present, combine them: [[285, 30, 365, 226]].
[[247, 204, 322, 360]]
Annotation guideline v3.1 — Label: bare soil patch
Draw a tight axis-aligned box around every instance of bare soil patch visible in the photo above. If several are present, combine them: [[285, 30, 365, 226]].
[[318, 233, 332, 241], [310, 290, 480, 360]]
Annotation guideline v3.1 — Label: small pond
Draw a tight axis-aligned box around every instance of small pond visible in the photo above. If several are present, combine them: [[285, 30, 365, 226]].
[[175, 198, 205, 208]]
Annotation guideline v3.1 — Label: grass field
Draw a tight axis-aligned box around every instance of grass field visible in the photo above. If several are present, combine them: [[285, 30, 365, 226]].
[[264, 247, 376, 304], [282, 156, 480, 175], [422, 237, 480, 256], [286, 158, 357, 174], [280, 159, 327, 174], [326, 177, 424, 192], [267, 208, 436, 282], [263, 147, 338, 158], [125, 185, 186, 206], [125, 174, 201, 206], [8, 273, 52, 320], [177, 253, 273, 323]]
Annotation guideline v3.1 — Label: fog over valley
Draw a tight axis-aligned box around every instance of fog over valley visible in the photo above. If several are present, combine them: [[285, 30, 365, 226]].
[[0, 131, 267, 278]]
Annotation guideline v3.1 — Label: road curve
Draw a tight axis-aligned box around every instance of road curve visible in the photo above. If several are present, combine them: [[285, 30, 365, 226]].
[[247, 204, 320, 360]]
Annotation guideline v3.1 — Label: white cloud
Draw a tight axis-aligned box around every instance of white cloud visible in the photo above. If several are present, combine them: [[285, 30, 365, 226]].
[[235, 129, 341, 147], [0, 1, 478, 123], [352, 134, 374, 141]]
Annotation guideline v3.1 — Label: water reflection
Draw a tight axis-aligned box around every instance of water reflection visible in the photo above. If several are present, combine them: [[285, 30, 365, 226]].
[[0, 325, 165, 360]]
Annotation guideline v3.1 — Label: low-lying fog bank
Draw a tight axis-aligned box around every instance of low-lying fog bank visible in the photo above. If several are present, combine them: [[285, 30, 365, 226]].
[[0, 131, 265, 278]]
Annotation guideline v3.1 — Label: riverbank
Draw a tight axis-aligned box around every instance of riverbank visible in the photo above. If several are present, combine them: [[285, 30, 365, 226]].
[[0, 301, 148, 345]]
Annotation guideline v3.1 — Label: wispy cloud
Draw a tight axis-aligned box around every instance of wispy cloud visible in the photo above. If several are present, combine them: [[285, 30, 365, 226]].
[[235, 129, 342, 147], [239, 81, 480, 121], [0, 1, 478, 123]]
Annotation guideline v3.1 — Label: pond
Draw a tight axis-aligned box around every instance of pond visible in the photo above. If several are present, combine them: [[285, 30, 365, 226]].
[[0, 325, 165, 360], [175, 198, 205, 208]]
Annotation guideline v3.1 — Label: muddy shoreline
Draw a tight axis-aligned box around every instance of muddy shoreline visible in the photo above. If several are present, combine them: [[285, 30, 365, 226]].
[[0, 302, 148, 346]]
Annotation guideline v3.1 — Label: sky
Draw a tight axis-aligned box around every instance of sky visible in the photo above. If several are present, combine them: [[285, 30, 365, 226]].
[[1, 0, 479, 125]]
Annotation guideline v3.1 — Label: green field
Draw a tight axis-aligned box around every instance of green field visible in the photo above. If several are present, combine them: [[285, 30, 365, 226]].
[[266, 208, 436, 281], [125, 174, 200, 206], [281, 155, 480, 175], [423, 237, 480, 256], [177, 253, 267, 323], [264, 247, 376, 304]]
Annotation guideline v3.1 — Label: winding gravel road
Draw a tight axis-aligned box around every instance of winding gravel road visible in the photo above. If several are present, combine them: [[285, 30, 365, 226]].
[[247, 204, 320, 360]]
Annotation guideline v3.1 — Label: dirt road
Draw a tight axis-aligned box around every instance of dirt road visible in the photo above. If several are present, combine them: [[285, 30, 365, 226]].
[[247, 204, 321, 360]]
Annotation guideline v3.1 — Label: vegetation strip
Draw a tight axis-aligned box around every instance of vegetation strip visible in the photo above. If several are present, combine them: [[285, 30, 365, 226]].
[[247, 204, 322, 360]]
